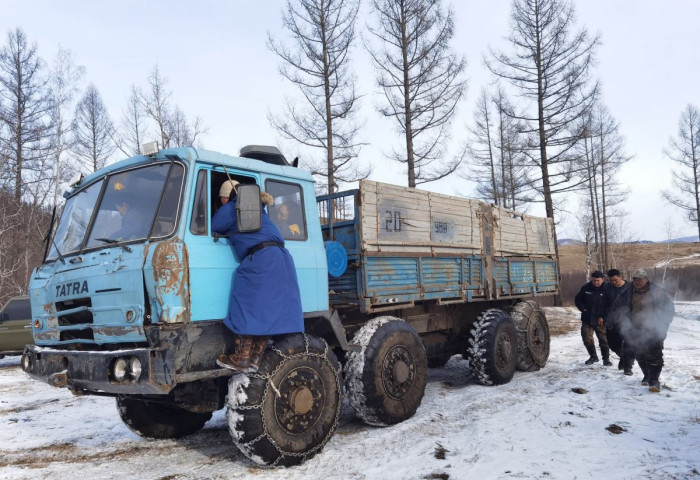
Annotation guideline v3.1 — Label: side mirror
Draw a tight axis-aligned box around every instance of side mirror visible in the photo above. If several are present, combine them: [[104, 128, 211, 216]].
[[236, 184, 262, 232]]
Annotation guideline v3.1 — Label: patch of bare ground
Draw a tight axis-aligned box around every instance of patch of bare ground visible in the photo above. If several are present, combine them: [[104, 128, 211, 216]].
[[543, 307, 579, 336]]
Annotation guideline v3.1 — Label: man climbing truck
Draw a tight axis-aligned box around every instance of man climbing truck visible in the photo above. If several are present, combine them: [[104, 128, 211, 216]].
[[22, 145, 557, 467]]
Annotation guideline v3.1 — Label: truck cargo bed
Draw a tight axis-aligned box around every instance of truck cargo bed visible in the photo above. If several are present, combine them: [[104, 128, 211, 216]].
[[318, 180, 558, 313]]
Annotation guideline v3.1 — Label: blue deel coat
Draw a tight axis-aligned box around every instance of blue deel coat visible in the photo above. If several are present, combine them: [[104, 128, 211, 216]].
[[211, 199, 304, 336]]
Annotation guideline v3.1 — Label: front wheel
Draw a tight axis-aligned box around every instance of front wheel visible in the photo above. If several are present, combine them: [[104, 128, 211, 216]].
[[226, 333, 342, 467], [116, 397, 212, 439], [465, 309, 517, 386], [344, 317, 428, 426]]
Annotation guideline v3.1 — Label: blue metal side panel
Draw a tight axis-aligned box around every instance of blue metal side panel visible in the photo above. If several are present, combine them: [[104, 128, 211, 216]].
[[466, 256, 484, 290], [536, 261, 559, 291], [494, 259, 509, 292], [365, 257, 420, 300], [422, 258, 461, 298], [509, 260, 536, 294]]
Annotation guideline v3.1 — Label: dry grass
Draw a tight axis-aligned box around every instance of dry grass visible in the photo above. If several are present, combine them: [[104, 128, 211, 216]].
[[559, 242, 700, 274]]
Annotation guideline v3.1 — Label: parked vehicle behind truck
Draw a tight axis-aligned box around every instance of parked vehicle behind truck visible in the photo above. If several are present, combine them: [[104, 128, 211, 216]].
[[22, 145, 558, 466], [0, 295, 32, 358]]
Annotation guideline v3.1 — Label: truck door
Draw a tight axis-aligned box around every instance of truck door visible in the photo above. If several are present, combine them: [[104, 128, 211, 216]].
[[183, 167, 259, 322], [265, 179, 328, 313]]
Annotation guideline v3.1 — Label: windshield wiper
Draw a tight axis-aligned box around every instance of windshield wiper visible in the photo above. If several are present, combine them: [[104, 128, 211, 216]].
[[96, 238, 133, 253]]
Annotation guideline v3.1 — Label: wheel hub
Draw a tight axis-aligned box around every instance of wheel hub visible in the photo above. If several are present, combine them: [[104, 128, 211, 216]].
[[527, 314, 549, 366], [290, 386, 314, 415], [495, 330, 514, 370], [382, 345, 415, 399], [274, 367, 325, 435]]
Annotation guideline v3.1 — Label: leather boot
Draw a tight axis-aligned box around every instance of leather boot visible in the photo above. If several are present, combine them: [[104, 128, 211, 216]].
[[648, 366, 662, 392], [217, 335, 254, 371], [601, 347, 612, 366], [249, 336, 269, 371], [585, 344, 599, 365]]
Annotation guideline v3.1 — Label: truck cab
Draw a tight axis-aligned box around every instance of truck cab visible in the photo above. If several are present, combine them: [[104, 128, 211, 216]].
[[23, 146, 332, 395]]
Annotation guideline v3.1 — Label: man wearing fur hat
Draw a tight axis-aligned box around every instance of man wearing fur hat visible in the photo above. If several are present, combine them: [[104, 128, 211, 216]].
[[211, 179, 304, 372], [575, 271, 611, 366], [615, 269, 674, 392]]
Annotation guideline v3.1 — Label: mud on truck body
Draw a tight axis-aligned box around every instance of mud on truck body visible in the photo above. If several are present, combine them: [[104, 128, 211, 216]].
[[22, 145, 558, 467]]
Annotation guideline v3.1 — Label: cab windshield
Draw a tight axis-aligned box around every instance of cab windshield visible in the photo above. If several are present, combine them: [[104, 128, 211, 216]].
[[48, 162, 184, 260]]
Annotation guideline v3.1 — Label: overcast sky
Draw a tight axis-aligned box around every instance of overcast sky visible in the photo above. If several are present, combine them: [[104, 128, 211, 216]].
[[4, 0, 700, 242]]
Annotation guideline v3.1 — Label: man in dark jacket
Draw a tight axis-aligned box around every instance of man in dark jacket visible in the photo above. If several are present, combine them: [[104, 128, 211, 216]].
[[575, 271, 611, 366], [615, 269, 674, 392], [605, 269, 634, 374]]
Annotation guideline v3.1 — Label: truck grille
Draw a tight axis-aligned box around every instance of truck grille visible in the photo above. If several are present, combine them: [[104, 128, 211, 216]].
[[56, 297, 93, 326]]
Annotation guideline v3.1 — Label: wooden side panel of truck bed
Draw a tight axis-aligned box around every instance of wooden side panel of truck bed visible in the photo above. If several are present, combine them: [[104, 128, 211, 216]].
[[359, 180, 555, 257]]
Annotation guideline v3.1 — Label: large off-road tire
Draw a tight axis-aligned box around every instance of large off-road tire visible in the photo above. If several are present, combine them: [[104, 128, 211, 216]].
[[510, 300, 550, 371], [226, 333, 342, 467], [465, 309, 517, 386], [344, 317, 428, 426], [116, 397, 212, 439]]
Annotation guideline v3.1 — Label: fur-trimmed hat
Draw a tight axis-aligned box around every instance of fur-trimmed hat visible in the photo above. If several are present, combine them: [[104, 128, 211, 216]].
[[219, 179, 239, 198]]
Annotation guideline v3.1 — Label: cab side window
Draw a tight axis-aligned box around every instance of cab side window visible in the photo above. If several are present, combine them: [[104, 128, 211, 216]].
[[266, 180, 307, 241]]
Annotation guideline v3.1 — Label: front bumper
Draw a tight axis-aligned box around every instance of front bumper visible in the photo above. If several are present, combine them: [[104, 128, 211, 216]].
[[21, 344, 175, 395]]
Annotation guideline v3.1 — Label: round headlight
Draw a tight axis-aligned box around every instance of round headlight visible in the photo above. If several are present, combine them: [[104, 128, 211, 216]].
[[113, 358, 128, 381], [129, 357, 142, 380]]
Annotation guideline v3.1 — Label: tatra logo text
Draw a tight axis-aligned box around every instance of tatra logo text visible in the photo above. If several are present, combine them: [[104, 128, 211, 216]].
[[56, 281, 89, 297]]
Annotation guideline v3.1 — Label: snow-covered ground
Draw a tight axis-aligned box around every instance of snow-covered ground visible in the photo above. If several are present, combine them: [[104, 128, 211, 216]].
[[1, 305, 699, 480]]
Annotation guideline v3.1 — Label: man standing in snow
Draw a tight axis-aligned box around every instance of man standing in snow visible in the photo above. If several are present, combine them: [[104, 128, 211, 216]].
[[575, 271, 611, 366], [605, 269, 634, 375], [615, 269, 674, 392]]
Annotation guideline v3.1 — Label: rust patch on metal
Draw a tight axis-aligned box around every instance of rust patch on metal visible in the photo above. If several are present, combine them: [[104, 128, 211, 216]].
[[152, 241, 185, 296]]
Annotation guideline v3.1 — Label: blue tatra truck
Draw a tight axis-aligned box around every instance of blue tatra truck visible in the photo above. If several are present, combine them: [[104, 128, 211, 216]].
[[22, 145, 558, 466]]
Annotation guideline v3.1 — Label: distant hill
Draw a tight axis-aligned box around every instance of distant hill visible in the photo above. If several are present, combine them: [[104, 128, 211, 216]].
[[558, 236, 698, 245], [557, 238, 583, 245], [667, 235, 699, 243]]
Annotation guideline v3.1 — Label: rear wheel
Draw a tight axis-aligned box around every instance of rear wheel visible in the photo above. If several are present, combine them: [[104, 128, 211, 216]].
[[510, 300, 550, 371], [116, 397, 212, 439], [226, 333, 342, 467], [344, 317, 428, 426], [466, 309, 517, 385]]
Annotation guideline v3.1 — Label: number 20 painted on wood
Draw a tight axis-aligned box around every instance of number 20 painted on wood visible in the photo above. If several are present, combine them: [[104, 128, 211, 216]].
[[384, 210, 402, 232]]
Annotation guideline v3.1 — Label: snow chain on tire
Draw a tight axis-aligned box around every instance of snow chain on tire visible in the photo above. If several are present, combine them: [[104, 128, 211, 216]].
[[466, 309, 518, 386], [509, 300, 550, 371], [225, 333, 342, 467], [344, 316, 428, 426]]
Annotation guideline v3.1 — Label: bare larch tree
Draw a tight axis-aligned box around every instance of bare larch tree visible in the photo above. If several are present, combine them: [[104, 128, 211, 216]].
[[48, 47, 85, 203], [72, 83, 115, 173], [487, 0, 599, 225], [139, 66, 206, 150], [269, 0, 367, 194], [114, 85, 146, 157], [577, 102, 630, 269], [0, 28, 52, 202], [662, 104, 700, 241], [367, 0, 466, 187], [463, 87, 533, 210]]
